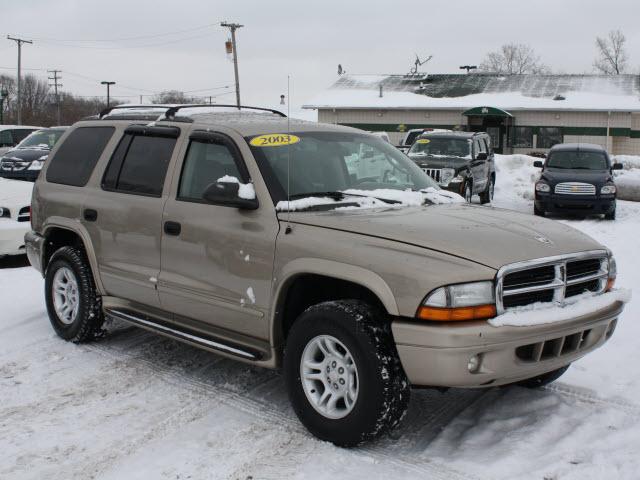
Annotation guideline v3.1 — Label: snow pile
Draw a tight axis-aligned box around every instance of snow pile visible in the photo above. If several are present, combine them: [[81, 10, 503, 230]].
[[493, 154, 542, 210], [612, 155, 640, 202], [489, 289, 631, 327], [275, 188, 463, 212], [216, 175, 256, 200]]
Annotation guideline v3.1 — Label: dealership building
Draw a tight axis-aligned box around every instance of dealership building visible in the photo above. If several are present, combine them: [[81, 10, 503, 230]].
[[303, 73, 640, 155]]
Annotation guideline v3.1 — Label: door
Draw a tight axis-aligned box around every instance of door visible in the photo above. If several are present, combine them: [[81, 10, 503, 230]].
[[158, 131, 278, 340], [83, 126, 181, 307], [470, 138, 488, 194]]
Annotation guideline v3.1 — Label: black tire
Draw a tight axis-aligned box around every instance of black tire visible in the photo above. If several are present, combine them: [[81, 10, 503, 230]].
[[604, 203, 616, 220], [45, 246, 104, 342], [516, 365, 570, 388], [479, 177, 494, 204], [284, 300, 410, 447], [464, 182, 473, 203], [534, 204, 545, 217]]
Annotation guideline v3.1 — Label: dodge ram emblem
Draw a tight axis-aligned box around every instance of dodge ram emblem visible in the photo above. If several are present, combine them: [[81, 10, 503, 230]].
[[533, 234, 554, 245]]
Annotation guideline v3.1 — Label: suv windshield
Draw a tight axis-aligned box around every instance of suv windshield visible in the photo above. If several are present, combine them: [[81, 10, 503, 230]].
[[408, 137, 471, 159], [18, 129, 65, 149], [547, 151, 608, 170], [247, 131, 438, 204]]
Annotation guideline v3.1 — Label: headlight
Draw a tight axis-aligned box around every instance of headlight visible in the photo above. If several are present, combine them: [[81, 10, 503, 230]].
[[606, 255, 617, 291], [440, 168, 456, 185], [27, 160, 44, 171], [535, 182, 550, 192], [417, 281, 496, 321], [601, 185, 616, 195], [0, 207, 9, 218]]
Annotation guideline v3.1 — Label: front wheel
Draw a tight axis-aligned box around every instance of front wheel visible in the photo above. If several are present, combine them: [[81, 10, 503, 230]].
[[479, 177, 494, 204], [284, 300, 410, 447], [534, 204, 545, 217], [604, 202, 616, 220]]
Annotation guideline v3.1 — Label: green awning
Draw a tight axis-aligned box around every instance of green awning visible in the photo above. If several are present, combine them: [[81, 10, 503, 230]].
[[463, 106, 513, 117]]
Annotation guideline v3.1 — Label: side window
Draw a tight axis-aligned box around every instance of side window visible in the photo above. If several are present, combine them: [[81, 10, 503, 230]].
[[477, 138, 488, 154], [12, 129, 34, 143], [0, 130, 12, 146], [103, 134, 177, 197], [178, 140, 245, 202], [47, 127, 115, 187]]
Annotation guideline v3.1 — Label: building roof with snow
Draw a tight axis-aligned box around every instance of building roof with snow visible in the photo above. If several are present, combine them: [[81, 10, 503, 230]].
[[304, 73, 640, 112]]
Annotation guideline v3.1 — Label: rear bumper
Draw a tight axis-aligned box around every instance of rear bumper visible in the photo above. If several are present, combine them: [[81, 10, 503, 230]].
[[0, 220, 30, 256], [535, 193, 615, 215], [24, 230, 45, 273], [392, 299, 624, 388]]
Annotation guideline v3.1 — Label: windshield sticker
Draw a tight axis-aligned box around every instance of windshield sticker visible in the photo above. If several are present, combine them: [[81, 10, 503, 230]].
[[249, 134, 300, 147], [416, 139, 430, 144]]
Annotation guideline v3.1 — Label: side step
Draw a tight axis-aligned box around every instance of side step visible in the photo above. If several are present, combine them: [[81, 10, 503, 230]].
[[105, 308, 262, 361]]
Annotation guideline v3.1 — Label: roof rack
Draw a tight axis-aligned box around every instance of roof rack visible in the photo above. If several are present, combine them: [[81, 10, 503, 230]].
[[98, 104, 287, 120]]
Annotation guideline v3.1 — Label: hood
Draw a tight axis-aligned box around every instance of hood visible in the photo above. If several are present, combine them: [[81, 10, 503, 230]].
[[541, 168, 612, 186], [282, 203, 604, 269], [0, 178, 34, 207], [1, 148, 49, 162], [408, 154, 469, 170]]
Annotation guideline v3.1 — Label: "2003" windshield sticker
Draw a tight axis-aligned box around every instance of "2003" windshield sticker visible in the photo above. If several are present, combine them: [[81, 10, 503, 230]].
[[415, 139, 431, 144], [249, 134, 300, 147]]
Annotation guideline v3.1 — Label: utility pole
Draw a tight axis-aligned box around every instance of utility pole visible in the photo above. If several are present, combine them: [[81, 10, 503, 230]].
[[101, 81, 116, 107], [48, 69, 62, 125], [7, 35, 33, 125], [221, 22, 243, 109]]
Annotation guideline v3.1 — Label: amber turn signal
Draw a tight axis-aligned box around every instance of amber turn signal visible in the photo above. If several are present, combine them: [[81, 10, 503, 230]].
[[606, 277, 616, 292], [417, 304, 497, 322]]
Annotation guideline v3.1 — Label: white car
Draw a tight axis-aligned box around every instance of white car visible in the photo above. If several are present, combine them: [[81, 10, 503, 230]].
[[0, 178, 33, 256]]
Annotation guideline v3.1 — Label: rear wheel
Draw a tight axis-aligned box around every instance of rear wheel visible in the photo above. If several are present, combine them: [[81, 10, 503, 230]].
[[516, 365, 570, 388], [45, 246, 104, 342], [284, 300, 409, 447]]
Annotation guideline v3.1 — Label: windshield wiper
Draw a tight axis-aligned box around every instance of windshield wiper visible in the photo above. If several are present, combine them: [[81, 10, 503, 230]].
[[289, 191, 348, 201]]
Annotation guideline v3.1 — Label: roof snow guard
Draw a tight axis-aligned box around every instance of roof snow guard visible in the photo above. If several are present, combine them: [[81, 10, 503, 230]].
[[463, 106, 512, 117]]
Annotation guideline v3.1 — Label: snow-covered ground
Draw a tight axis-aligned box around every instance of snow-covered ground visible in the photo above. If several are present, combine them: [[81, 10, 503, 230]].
[[2, 160, 640, 479]]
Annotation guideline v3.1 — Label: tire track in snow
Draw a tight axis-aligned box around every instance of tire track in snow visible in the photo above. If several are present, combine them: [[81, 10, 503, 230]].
[[545, 382, 640, 418]]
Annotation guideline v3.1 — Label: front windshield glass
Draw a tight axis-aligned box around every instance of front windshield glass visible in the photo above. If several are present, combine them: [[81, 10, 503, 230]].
[[547, 151, 608, 170], [247, 131, 438, 204], [408, 137, 471, 159], [18, 129, 65, 149]]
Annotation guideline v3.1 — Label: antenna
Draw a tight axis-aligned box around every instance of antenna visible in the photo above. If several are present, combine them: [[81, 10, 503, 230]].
[[410, 54, 433, 75], [286, 75, 292, 233]]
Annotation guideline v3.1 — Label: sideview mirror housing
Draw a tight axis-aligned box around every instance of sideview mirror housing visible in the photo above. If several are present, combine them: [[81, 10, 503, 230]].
[[533, 160, 544, 168], [202, 181, 258, 210], [612, 162, 623, 170], [476, 152, 488, 161]]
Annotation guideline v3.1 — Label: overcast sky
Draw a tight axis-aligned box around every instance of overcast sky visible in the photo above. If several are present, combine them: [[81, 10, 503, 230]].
[[1, 0, 638, 112]]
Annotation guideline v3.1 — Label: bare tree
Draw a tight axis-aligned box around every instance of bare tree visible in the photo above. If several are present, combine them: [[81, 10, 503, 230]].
[[480, 43, 549, 74], [594, 30, 628, 75], [151, 90, 196, 104]]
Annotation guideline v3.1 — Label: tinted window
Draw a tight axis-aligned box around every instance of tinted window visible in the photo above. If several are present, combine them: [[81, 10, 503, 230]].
[[178, 140, 244, 201], [510, 127, 533, 148], [46, 127, 115, 186], [12, 129, 36, 143], [547, 151, 608, 170], [538, 127, 563, 149], [0, 130, 12, 146], [103, 135, 176, 196], [408, 137, 471, 159]]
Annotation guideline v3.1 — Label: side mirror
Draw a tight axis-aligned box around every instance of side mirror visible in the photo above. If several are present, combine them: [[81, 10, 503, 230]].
[[612, 162, 623, 170], [476, 152, 488, 161], [533, 160, 544, 168], [202, 181, 258, 210]]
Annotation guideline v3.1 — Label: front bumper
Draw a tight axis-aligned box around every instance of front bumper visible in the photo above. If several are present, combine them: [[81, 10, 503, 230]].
[[535, 192, 615, 215], [0, 220, 30, 256], [392, 299, 624, 388], [0, 170, 38, 181]]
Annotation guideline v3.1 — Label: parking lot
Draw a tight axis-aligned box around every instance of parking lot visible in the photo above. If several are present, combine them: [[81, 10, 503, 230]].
[[1, 155, 639, 480]]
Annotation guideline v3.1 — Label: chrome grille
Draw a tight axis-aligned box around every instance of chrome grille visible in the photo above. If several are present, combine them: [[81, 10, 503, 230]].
[[422, 168, 441, 183], [496, 251, 609, 313], [554, 182, 596, 195]]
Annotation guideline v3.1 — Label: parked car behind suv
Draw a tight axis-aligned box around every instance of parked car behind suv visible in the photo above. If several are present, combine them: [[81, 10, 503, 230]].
[[0, 125, 42, 156], [26, 105, 627, 447], [534, 143, 622, 219], [0, 127, 68, 181], [407, 131, 495, 203]]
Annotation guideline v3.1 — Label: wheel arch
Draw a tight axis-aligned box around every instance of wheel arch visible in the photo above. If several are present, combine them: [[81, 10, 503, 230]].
[[271, 258, 399, 351]]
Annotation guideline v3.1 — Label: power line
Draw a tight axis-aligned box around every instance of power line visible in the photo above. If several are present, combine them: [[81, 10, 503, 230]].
[[220, 22, 243, 108], [7, 35, 33, 125], [33, 31, 215, 50]]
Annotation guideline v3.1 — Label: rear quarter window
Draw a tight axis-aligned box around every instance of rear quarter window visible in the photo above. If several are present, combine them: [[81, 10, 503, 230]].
[[46, 126, 115, 186]]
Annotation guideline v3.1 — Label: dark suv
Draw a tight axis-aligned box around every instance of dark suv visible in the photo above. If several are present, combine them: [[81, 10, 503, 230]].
[[407, 131, 495, 203], [534, 143, 622, 220]]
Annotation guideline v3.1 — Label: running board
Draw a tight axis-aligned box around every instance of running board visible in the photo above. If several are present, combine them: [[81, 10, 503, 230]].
[[105, 308, 261, 361]]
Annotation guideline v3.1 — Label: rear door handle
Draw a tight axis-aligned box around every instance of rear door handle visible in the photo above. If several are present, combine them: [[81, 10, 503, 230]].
[[84, 209, 98, 222], [164, 221, 181, 236]]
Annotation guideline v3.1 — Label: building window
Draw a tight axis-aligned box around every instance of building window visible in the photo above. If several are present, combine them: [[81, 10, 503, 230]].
[[510, 127, 534, 148], [537, 127, 563, 149]]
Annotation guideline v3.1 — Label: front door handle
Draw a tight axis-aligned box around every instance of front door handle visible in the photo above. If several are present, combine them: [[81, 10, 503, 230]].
[[84, 209, 98, 222], [164, 221, 181, 236]]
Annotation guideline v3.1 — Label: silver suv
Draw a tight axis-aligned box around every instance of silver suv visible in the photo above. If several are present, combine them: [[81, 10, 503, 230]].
[[25, 105, 627, 446]]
